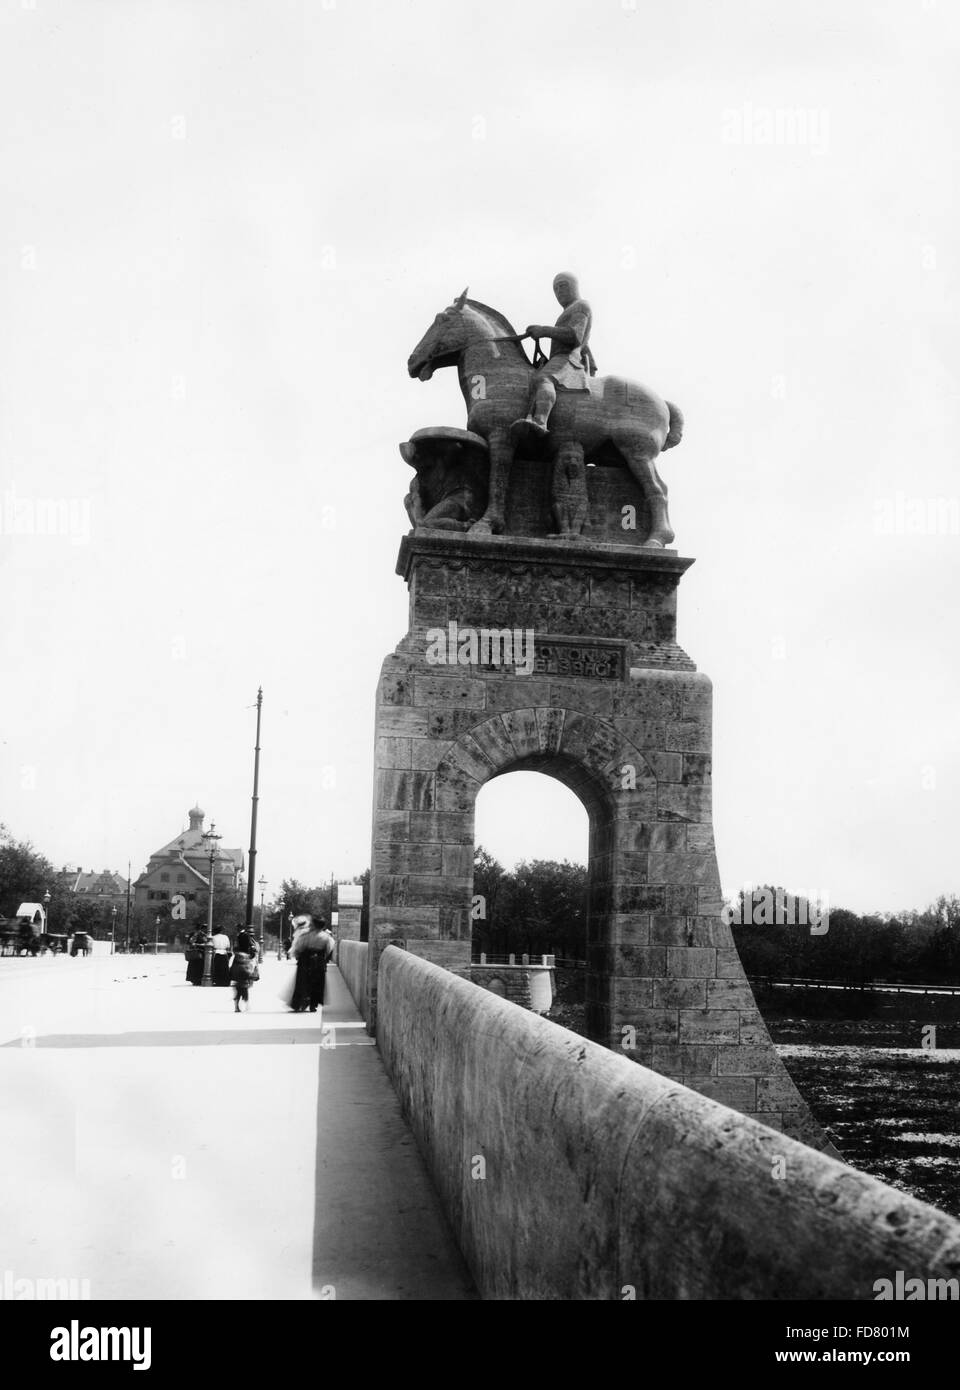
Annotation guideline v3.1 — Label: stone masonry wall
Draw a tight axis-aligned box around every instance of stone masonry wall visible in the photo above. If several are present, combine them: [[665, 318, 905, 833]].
[[367, 530, 835, 1153], [378, 947, 960, 1301], [458, 965, 534, 1010]]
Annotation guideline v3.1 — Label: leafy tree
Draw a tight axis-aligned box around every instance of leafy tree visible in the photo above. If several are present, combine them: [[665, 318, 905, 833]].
[[511, 858, 588, 957], [471, 853, 587, 959], [732, 886, 960, 986], [472, 846, 506, 954], [279, 879, 329, 920], [259, 879, 335, 946], [192, 884, 247, 938], [0, 824, 57, 920], [64, 896, 107, 938]]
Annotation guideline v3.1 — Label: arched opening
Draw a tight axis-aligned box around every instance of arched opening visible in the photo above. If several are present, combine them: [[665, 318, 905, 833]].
[[473, 764, 604, 1040], [475, 769, 592, 1034], [475, 770, 590, 875], [369, 705, 660, 1051], [474, 770, 588, 954]]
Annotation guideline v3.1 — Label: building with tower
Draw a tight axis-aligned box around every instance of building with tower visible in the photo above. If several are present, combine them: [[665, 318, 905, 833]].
[[133, 804, 244, 914]]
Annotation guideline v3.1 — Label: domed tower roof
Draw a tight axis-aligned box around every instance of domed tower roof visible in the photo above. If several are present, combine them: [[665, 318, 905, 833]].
[[188, 805, 205, 832]]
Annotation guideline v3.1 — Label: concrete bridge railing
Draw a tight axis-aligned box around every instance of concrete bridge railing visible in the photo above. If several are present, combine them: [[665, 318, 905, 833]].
[[376, 945, 960, 1301], [337, 939, 369, 1020]]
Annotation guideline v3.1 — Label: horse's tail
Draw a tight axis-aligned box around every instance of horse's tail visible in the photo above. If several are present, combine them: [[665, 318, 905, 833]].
[[664, 400, 684, 450]]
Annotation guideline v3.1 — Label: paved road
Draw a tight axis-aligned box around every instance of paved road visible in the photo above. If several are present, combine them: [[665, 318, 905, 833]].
[[0, 953, 477, 1301]]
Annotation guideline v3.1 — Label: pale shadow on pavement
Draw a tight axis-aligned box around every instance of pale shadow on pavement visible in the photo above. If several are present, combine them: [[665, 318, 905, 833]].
[[307, 967, 480, 1300]]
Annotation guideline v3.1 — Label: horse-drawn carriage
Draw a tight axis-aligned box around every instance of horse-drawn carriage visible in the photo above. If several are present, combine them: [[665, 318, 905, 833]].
[[0, 919, 42, 956], [0, 920, 71, 956], [0, 923, 24, 956]]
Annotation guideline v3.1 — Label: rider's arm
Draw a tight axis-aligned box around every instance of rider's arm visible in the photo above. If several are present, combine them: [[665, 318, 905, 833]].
[[525, 306, 589, 350], [525, 323, 578, 346]]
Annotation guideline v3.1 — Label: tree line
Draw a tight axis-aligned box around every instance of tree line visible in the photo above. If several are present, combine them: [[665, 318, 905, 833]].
[[4, 820, 956, 982], [472, 853, 960, 984], [731, 890, 960, 984], [267, 871, 370, 943], [472, 847, 588, 959]]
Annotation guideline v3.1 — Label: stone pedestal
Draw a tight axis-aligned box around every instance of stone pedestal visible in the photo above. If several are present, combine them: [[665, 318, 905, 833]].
[[367, 528, 835, 1153]]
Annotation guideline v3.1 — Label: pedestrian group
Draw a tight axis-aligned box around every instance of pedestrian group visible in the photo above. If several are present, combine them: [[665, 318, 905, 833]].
[[184, 915, 335, 1015]]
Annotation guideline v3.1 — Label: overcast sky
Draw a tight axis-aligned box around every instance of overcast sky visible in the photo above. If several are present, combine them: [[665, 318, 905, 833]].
[[1, 0, 957, 915]]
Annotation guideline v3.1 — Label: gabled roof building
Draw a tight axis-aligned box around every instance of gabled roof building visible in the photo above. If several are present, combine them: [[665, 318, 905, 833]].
[[68, 869, 128, 900], [133, 805, 244, 911]]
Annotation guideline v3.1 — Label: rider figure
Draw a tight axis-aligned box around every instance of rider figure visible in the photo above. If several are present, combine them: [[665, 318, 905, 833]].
[[516, 271, 597, 437]]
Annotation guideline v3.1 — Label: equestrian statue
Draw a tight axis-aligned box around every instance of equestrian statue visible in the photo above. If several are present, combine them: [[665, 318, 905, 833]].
[[405, 275, 683, 545]]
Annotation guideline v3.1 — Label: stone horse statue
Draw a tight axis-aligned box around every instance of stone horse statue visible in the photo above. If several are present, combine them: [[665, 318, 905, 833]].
[[407, 289, 683, 544]]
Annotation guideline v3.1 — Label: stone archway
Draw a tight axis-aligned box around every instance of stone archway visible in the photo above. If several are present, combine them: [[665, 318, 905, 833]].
[[432, 709, 659, 1043], [366, 530, 837, 1154]]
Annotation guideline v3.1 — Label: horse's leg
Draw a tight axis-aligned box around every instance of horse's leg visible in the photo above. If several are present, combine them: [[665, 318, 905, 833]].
[[622, 441, 675, 547], [472, 428, 512, 535]]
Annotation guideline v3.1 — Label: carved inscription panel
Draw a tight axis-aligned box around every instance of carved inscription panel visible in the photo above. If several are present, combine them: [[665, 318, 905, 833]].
[[532, 637, 626, 680]]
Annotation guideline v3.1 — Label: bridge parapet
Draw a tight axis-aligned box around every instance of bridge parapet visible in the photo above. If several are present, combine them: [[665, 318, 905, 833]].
[[377, 945, 960, 1300], [337, 940, 369, 1019]]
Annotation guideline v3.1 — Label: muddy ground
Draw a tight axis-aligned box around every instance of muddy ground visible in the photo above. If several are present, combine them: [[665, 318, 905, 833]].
[[546, 976, 959, 1220], [767, 994, 959, 1220]]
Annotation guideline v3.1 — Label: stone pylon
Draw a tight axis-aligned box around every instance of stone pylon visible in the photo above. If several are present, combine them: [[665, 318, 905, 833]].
[[367, 528, 835, 1154]]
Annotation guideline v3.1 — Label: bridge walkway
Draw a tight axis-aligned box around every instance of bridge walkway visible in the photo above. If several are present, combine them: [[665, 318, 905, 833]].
[[0, 953, 477, 1301]]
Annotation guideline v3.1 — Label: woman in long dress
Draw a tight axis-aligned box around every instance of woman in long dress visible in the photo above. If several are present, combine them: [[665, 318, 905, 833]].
[[185, 926, 206, 986], [211, 926, 232, 987], [289, 917, 334, 1012]]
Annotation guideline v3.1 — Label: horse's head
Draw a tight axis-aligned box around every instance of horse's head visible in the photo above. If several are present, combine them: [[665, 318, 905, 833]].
[[407, 287, 473, 382]]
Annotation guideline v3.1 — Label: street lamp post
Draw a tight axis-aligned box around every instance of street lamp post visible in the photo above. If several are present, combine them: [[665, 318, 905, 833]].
[[201, 824, 221, 986], [111, 906, 118, 955], [42, 889, 51, 954], [257, 876, 267, 958], [154, 914, 161, 956], [277, 896, 285, 960], [125, 861, 132, 954], [245, 688, 263, 933]]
